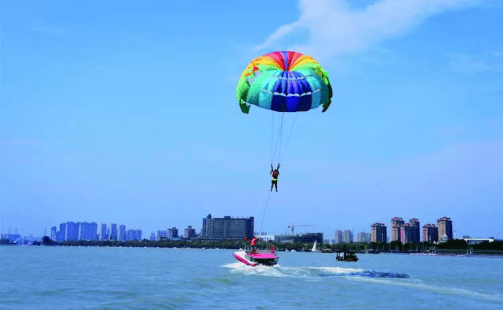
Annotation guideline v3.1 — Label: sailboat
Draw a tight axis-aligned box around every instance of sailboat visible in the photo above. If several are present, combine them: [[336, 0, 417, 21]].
[[311, 241, 320, 253]]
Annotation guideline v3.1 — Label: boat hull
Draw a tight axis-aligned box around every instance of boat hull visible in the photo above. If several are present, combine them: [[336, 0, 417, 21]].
[[336, 257, 359, 262], [233, 250, 279, 267], [233, 251, 258, 267]]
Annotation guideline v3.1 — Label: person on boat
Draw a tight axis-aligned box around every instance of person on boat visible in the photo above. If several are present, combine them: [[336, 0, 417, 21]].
[[250, 237, 257, 254], [270, 164, 280, 192]]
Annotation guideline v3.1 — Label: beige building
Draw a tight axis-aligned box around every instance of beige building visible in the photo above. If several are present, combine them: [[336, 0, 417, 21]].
[[437, 217, 453, 241], [391, 217, 405, 242]]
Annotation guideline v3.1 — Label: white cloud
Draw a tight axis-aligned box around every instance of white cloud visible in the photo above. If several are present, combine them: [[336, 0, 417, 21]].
[[254, 0, 487, 60], [447, 52, 502, 75]]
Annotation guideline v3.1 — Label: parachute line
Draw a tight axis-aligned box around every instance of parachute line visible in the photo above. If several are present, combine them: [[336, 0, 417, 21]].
[[270, 112, 274, 165], [259, 190, 272, 233], [271, 113, 284, 165], [279, 113, 298, 164], [276, 113, 285, 164]]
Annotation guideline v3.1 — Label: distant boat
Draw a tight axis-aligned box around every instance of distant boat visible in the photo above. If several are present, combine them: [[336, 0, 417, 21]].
[[336, 251, 359, 262], [311, 241, 320, 253]]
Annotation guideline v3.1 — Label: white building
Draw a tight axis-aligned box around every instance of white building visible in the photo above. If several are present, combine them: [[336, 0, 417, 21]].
[[257, 235, 275, 242]]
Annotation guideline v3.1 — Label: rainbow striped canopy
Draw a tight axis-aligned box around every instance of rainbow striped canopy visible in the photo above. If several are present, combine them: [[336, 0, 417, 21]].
[[237, 51, 332, 114]]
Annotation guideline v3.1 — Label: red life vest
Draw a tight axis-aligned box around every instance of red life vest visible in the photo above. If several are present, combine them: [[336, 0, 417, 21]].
[[251, 238, 257, 246], [272, 170, 279, 178]]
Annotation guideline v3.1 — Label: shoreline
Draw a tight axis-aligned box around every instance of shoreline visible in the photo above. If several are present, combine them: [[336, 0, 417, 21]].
[[3, 240, 501, 257]]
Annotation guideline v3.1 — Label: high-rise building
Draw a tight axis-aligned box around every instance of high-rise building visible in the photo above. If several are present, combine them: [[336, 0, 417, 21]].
[[334, 230, 343, 243], [66, 222, 80, 241], [201, 214, 254, 240], [50, 227, 57, 241], [89, 222, 98, 241], [168, 227, 178, 239], [119, 225, 126, 242], [79, 222, 97, 241], [184, 226, 196, 239], [422, 224, 438, 243], [371, 223, 387, 243], [58, 223, 67, 242], [100, 224, 107, 241], [400, 223, 414, 244], [357, 232, 371, 243], [110, 224, 118, 241], [342, 230, 353, 243], [79, 222, 87, 240], [156, 230, 167, 241], [150, 233, 156, 241], [54, 222, 98, 241], [391, 217, 405, 242], [126, 229, 142, 241], [409, 218, 421, 243], [437, 217, 453, 241]]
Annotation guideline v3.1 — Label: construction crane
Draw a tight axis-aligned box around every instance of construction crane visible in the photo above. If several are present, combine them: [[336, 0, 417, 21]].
[[288, 224, 314, 236]]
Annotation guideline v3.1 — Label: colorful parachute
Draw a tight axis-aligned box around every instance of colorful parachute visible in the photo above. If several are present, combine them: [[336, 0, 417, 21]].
[[237, 51, 333, 114]]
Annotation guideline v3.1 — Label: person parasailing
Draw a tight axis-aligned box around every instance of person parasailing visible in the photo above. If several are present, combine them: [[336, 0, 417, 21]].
[[237, 50, 333, 241], [270, 164, 280, 192]]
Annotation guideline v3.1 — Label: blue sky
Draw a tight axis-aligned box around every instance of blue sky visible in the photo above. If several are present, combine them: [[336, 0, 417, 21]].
[[1, 0, 502, 240]]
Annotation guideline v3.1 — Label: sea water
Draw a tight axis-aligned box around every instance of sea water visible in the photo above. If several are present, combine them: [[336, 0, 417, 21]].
[[1, 246, 502, 309]]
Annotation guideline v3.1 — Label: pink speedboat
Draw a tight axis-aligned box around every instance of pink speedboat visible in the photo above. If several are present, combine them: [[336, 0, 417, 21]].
[[233, 245, 279, 267]]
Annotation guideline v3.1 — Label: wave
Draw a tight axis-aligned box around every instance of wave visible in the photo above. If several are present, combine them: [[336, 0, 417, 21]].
[[348, 277, 502, 301]]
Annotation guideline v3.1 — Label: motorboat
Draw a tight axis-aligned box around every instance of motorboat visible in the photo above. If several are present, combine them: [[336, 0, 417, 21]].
[[233, 245, 279, 267], [336, 251, 359, 262]]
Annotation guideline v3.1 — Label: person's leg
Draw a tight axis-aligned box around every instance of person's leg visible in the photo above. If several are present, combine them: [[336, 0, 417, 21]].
[[274, 181, 278, 192], [271, 181, 274, 191]]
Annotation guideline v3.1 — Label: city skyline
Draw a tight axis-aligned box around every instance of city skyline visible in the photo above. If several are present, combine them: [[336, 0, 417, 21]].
[[4, 213, 497, 243]]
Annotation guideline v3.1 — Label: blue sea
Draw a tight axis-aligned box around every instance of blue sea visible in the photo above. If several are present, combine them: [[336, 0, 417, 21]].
[[1, 246, 502, 309]]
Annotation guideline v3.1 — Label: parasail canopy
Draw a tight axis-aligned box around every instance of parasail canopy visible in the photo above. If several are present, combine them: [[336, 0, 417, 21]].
[[237, 51, 333, 114]]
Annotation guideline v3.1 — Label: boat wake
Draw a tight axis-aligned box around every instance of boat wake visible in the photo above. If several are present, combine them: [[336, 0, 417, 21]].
[[223, 263, 370, 279], [318, 270, 410, 278], [223, 263, 407, 279], [222, 263, 501, 302]]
